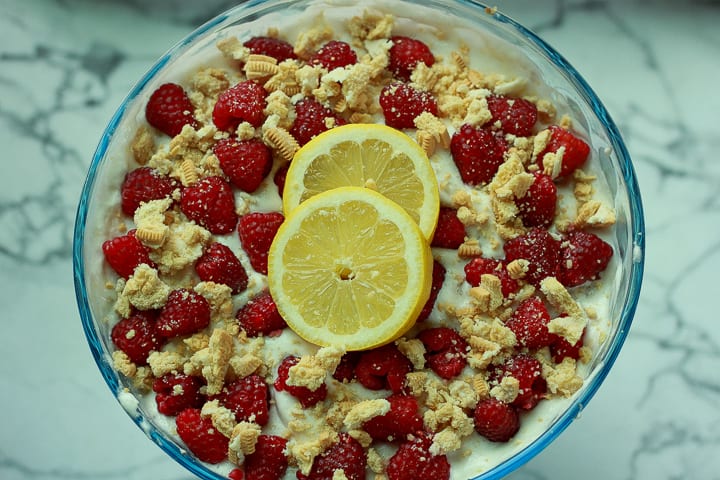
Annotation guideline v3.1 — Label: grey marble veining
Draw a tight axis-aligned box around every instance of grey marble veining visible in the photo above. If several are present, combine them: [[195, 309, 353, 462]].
[[1, 0, 719, 479]]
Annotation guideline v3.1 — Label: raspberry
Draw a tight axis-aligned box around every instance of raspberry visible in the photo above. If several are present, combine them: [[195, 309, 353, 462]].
[[557, 229, 613, 287], [503, 228, 561, 287], [214, 137, 272, 193], [145, 83, 198, 137], [195, 242, 249, 294], [274, 356, 327, 408], [362, 394, 424, 441], [180, 176, 238, 234], [120, 167, 178, 216], [213, 80, 267, 131], [290, 97, 347, 146], [388, 36, 435, 81], [551, 328, 585, 363], [473, 398, 520, 442], [416, 260, 445, 322], [238, 211, 285, 275], [152, 373, 206, 416], [504, 297, 556, 350], [156, 288, 211, 338], [463, 257, 520, 297], [332, 351, 361, 383], [244, 36, 297, 62], [309, 40, 357, 70], [450, 124, 507, 185], [536, 125, 590, 178], [355, 344, 412, 394], [516, 172, 557, 228], [417, 327, 469, 379], [386, 431, 450, 480], [431, 207, 466, 249], [486, 94, 538, 137], [494, 354, 547, 410], [102, 229, 155, 279], [175, 408, 228, 464], [273, 163, 288, 197], [236, 291, 287, 337], [380, 83, 438, 129], [296, 433, 366, 480], [213, 374, 270, 425], [110, 310, 163, 365], [244, 435, 289, 480]]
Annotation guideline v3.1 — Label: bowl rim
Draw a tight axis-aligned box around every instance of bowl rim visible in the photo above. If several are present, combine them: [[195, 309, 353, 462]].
[[72, 0, 645, 479]]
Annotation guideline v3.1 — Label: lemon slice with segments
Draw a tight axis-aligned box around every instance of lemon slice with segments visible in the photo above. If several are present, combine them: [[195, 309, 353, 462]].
[[283, 124, 440, 240], [268, 186, 433, 351]]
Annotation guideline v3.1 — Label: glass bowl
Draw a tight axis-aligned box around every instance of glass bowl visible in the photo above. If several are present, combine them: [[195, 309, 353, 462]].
[[73, 0, 645, 479]]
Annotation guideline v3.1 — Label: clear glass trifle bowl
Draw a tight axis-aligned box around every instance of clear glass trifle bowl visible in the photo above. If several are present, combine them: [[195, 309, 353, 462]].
[[73, 1, 645, 479]]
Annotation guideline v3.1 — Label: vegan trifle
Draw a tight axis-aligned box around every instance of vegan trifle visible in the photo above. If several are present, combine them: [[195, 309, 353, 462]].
[[74, 1, 643, 479]]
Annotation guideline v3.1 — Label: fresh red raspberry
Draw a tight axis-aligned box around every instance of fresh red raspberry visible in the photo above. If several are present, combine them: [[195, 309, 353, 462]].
[[309, 40, 358, 70], [503, 228, 561, 287], [102, 230, 155, 279], [417, 327, 469, 379], [274, 356, 327, 408], [536, 125, 590, 178], [180, 176, 238, 234], [213, 80, 267, 131], [213, 374, 270, 425], [243, 36, 297, 62], [388, 36, 435, 81], [473, 398, 520, 442], [152, 373, 206, 416], [557, 229, 613, 287], [273, 163, 288, 197], [380, 82, 438, 129], [416, 260, 445, 322], [494, 354, 547, 410], [120, 167, 178, 216], [362, 394, 424, 441], [214, 137, 272, 193], [332, 351, 362, 383], [156, 288, 211, 338], [464, 257, 519, 297], [386, 431, 450, 480], [290, 97, 347, 146], [486, 94, 538, 137], [355, 344, 412, 394], [110, 310, 163, 365], [431, 207, 466, 249], [450, 124, 507, 185], [175, 408, 228, 464], [238, 211, 285, 275], [516, 172, 557, 229], [244, 435, 289, 480], [236, 291, 287, 337], [296, 433, 366, 480], [195, 242, 249, 294], [145, 82, 198, 137], [551, 328, 585, 363], [505, 297, 556, 350]]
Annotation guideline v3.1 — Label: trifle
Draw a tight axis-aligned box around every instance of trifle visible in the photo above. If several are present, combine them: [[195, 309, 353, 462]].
[[73, 1, 644, 480]]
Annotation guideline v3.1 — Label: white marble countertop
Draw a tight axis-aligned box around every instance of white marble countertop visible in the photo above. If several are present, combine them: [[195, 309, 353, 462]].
[[1, 0, 718, 479]]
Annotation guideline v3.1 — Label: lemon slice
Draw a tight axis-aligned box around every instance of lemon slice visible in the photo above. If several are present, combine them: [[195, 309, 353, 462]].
[[283, 124, 440, 240], [268, 186, 433, 351]]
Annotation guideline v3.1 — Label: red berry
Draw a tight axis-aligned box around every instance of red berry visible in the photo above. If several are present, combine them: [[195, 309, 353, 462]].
[[450, 124, 507, 185], [214, 137, 272, 193], [238, 211, 285, 275], [463, 257, 520, 297], [152, 373, 206, 416], [180, 176, 238, 234], [388, 36, 435, 81], [274, 356, 327, 408], [236, 291, 287, 337], [355, 344, 412, 394], [228, 469, 244, 480], [551, 328, 585, 363], [213, 374, 270, 425], [473, 398, 520, 442], [503, 228, 561, 287], [145, 83, 198, 137], [213, 80, 267, 131], [176, 408, 228, 464], [102, 229, 155, 279], [120, 167, 178, 216], [386, 431, 450, 480], [494, 354, 547, 410], [536, 125, 590, 178], [290, 97, 347, 146], [110, 310, 163, 365], [195, 242, 249, 294], [417, 327, 469, 379], [516, 172, 557, 228], [380, 83, 438, 129], [296, 433, 366, 480], [244, 36, 297, 62], [244, 435, 289, 480], [505, 297, 556, 350], [156, 288, 211, 338], [362, 394, 424, 441], [431, 207, 466, 249], [309, 40, 357, 70], [273, 163, 288, 197], [557, 229, 613, 287], [332, 351, 362, 383], [416, 260, 445, 322], [486, 94, 538, 137]]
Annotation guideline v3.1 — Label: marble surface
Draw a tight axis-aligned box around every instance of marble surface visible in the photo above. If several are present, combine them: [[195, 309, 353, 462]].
[[1, 0, 718, 479]]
